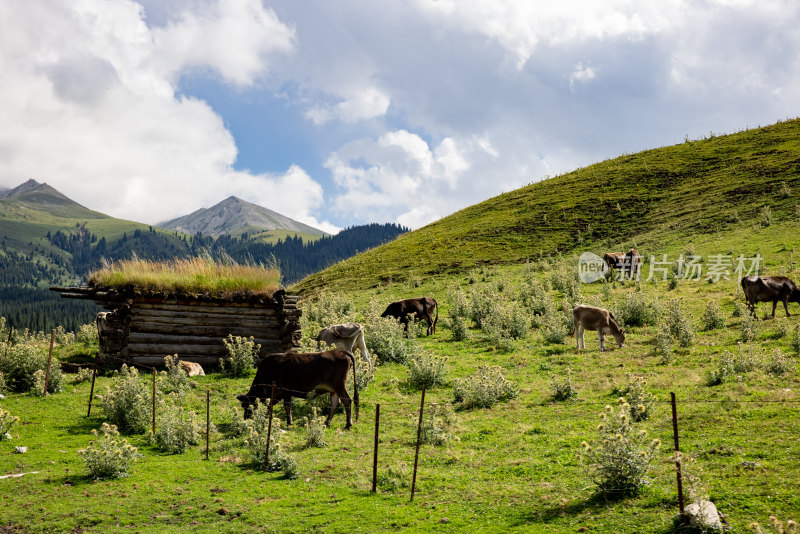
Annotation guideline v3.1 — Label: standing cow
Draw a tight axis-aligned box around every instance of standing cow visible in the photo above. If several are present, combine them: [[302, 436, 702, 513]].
[[573, 304, 626, 351], [316, 323, 370, 364], [236, 349, 359, 429], [381, 297, 438, 336], [603, 249, 641, 280], [741, 275, 800, 318]]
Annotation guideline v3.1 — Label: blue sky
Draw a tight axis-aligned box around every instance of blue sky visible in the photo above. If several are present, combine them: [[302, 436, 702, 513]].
[[1, 0, 798, 233]]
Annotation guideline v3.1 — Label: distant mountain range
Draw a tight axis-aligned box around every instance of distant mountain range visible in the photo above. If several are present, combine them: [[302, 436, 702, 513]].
[[158, 196, 327, 238], [0, 179, 406, 332]]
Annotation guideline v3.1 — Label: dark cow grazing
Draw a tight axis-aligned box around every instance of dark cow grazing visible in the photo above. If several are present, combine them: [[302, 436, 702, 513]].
[[316, 322, 370, 364], [381, 297, 438, 336], [573, 304, 625, 351], [741, 275, 800, 319], [603, 249, 641, 280], [236, 350, 359, 429]]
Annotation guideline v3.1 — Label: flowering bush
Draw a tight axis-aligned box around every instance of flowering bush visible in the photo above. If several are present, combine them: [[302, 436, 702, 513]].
[[406, 351, 448, 390], [415, 403, 457, 446], [242, 416, 298, 478], [153, 404, 202, 454], [0, 341, 62, 394], [76, 323, 98, 344], [73, 367, 94, 384], [453, 365, 518, 410], [0, 406, 20, 441], [612, 376, 657, 422], [100, 365, 151, 434], [580, 399, 661, 495], [78, 423, 139, 479], [159, 355, 191, 400], [364, 317, 413, 364], [220, 335, 260, 377], [550, 369, 578, 401], [302, 408, 327, 448]]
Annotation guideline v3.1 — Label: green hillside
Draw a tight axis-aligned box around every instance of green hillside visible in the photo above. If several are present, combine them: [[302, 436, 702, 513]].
[[292, 119, 800, 294]]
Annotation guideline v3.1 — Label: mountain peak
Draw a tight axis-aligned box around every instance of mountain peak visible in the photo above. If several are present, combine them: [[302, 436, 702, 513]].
[[157, 197, 327, 238]]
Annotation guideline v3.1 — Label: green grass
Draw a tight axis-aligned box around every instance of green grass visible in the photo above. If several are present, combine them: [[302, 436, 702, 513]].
[[3, 120, 800, 532], [87, 257, 281, 297]]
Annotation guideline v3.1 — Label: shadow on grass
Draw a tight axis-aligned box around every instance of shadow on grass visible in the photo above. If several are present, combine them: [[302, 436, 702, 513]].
[[509, 490, 649, 526], [63, 415, 104, 435]]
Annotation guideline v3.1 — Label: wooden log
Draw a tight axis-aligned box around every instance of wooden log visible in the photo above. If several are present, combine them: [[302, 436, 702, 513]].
[[133, 302, 283, 316], [129, 324, 288, 338], [128, 341, 289, 355], [127, 332, 286, 346], [129, 315, 283, 328], [131, 309, 282, 322]]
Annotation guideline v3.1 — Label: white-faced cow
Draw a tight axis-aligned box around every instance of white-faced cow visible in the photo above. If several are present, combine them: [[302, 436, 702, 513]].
[[573, 304, 626, 351], [381, 297, 438, 336], [178, 361, 205, 376], [741, 275, 800, 319], [236, 349, 359, 429], [316, 323, 370, 364]]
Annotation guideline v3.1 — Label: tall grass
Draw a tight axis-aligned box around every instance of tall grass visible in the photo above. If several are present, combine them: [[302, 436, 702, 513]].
[[88, 257, 281, 297]]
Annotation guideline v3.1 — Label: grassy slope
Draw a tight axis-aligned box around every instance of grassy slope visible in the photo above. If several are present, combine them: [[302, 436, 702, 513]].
[[292, 119, 800, 294], [2, 120, 800, 533]]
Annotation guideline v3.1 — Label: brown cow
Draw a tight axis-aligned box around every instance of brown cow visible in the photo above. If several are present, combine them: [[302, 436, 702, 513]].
[[381, 297, 438, 336], [236, 349, 359, 429], [573, 304, 625, 351], [603, 249, 641, 280], [741, 275, 800, 318]]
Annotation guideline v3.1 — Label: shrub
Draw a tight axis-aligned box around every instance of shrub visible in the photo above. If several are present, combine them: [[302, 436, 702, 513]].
[[376, 467, 409, 491], [352, 352, 376, 392], [407, 351, 448, 390], [415, 403, 457, 446], [365, 317, 413, 364], [765, 349, 796, 376], [772, 320, 791, 340], [550, 264, 581, 300], [153, 405, 202, 454], [0, 405, 19, 441], [740, 313, 758, 342], [706, 345, 760, 386], [220, 335, 260, 377], [749, 516, 798, 534], [453, 365, 518, 410], [448, 315, 469, 341], [469, 286, 496, 329], [242, 417, 298, 478], [580, 399, 661, 495], [0, 341, 63, 394], [159, 355, 191, 399], [481, 301, 529, 348], [78, 423, 139, 479], [448, 287, 470, 320], [301, 292, 355, 332], [76, 323, 99, 344], [732, 299, 746, 318], [73, 367, 94, 384], [0, 371, 5, 393], [654, 322, 674, 363], [550, 369, 578, 401], [541, 310, 570, 344], [760, 205, 773, 227], [665, 299, 693, 348], [613, 376, 657, 422], [53, 326, 75, 346], [616, 290, 660, 327], [700, 301, 726, 331], [792, 325, 800, 355], [100, 365, 151, 434], [302, 408, 327, 448]]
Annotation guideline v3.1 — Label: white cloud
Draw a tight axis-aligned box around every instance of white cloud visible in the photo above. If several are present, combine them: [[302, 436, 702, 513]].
[[570, 62, 597, 91], [0, 0, 328, 228], [306, 86, 391, 125]]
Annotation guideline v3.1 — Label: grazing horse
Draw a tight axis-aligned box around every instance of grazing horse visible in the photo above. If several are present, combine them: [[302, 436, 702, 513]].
[[741, 276, 800, 319], [573, 304, 625, 351]]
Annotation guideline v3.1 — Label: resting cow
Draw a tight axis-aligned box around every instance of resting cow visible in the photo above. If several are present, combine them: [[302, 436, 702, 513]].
[[573, 304, 625, 351], [316, 322, 370, 364], [741, 275, 800, 319], [381, 297, 438, 336], [236, 349, 359, 429], [178, 361, 205, 376]]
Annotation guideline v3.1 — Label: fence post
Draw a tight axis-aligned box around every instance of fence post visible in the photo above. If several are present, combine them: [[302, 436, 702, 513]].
[[671, 392, 687, 524], [43, 329, 55, 396], [410, 388, 426, 502], [372, 403, 381, 493], [206, 390, 211, 461], [87, 355, 98, 417], [151, 367, 157, 435], [263, 382, 276, 472]]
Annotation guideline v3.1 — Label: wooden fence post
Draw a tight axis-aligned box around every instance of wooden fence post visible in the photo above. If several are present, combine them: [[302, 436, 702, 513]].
[[410, 388, 426, 502], [671, 392, 687, 524], [372, 404, 381, 493], [86, 355, 98, 417], [151, 367, 157, 435], [43, 330, 55, 397], [263, 382, 276, 471], [206, 390, 211, 461]]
